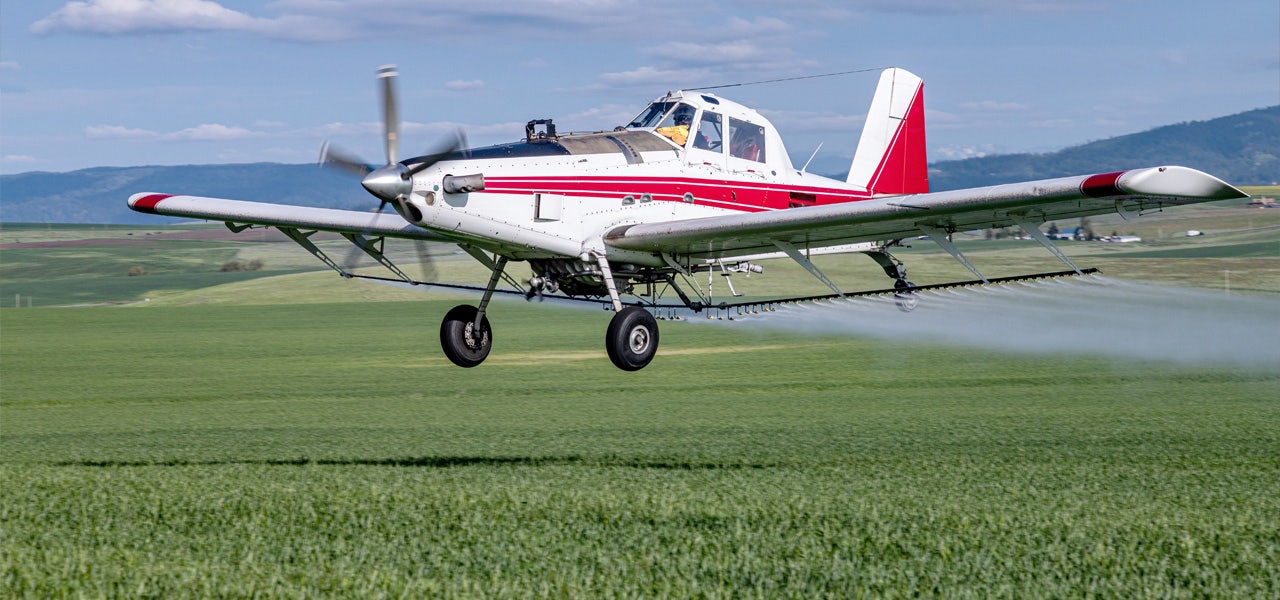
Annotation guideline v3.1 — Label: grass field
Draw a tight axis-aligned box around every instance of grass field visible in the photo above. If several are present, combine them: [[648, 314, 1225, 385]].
[[2, 203, 1279, 596]]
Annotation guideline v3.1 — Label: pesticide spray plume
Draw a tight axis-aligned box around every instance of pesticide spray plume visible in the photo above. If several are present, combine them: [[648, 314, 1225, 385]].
[[699, 276, 1280, 369]]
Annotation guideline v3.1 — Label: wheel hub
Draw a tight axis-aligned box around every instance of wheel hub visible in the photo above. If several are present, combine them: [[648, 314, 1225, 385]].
[[463, 322, 489, 350], [627, 325, 650, 354]]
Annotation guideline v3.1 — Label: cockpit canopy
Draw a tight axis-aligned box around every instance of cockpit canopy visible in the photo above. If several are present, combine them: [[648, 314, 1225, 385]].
[[625, 92, 787, 169]]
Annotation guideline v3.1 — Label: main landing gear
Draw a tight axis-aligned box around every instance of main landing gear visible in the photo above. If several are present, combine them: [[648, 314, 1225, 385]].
[[436, 253, 662, 371], [606, 306, 659, 371], [439, 256, 506, 368], [439, 304, 492, 368]]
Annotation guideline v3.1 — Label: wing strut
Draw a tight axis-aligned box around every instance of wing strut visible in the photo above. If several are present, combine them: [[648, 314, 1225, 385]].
[[1015, 220, 1083, 274], [919, 226, 987, 283], [772, 240, 845, 297], [278, 227, 353, 278], [342, 232, 414, 283], [458, 245, 525, 290]]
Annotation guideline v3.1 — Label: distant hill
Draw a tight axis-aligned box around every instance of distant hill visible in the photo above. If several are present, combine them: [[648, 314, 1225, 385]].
[[2, 106, 1276, 224], [927, 105, 1280, 191], [1, 163, 364, 224]]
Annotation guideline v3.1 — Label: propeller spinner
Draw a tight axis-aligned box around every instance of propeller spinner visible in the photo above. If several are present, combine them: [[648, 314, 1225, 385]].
[[317, 65, 466, 206]]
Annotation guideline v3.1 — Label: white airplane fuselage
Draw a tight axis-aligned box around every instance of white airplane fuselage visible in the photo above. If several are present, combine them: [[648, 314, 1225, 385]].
[[397, 90, 877, 268]]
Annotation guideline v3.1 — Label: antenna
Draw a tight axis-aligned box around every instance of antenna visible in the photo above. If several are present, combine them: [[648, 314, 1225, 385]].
[[688, 67, 886, 92], [801, 142, 824, 173]]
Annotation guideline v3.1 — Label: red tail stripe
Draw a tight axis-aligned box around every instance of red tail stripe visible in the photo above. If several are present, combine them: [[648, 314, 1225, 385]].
[[867, 83, 928, 195]]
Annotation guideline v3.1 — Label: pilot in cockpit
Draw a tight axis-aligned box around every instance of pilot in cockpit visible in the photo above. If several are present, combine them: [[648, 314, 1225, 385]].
[[656, 107, 694, 146]]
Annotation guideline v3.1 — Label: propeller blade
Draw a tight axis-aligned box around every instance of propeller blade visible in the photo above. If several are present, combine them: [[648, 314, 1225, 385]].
[[343, 201, 389, 273], [318, 141, 374, 177], [405, 129, 468, 177], [377, 65, 399, 166], [413, 239, 438, 282]]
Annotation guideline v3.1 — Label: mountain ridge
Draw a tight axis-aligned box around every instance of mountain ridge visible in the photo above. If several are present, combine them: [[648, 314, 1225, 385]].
[[2, 106, 1276, 224], [925, 105, 1279, 191]]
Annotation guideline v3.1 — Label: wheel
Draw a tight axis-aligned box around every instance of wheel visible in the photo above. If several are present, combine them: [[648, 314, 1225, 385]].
[[893, 280, 919, 313], [605, 306, 659, 371], [440, 304, 492, 368]]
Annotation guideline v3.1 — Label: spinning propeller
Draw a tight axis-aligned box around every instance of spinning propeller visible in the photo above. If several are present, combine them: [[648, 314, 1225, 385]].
[[317, 65, 466, 277], [318, 65, 467, 205]]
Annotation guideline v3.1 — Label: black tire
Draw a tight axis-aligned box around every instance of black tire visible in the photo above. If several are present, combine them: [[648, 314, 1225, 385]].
[[605, 306, 659, 371], [440, 304, 492, 368]]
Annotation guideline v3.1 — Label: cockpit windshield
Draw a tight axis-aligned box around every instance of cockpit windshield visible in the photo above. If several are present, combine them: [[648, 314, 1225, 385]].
[[627, 101, 678, 129]]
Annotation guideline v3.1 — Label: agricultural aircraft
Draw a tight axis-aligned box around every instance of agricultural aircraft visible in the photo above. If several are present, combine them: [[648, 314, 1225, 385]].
[[129, 66, 1246, 370]]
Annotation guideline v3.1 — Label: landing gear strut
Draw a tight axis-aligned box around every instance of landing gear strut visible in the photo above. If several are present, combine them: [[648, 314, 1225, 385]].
[[865, 248, 918, 312], [439, 256, 507, 368], [595, 252, 660, 371], [606, 306, 659, 371]]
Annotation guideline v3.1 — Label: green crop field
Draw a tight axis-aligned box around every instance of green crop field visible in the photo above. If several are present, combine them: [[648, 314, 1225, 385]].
[[2, 205, 1279, 597]]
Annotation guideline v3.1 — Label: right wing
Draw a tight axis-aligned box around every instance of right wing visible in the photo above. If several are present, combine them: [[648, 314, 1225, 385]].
[[128, 193, 449, 241], [603, 166, 1247, 260]]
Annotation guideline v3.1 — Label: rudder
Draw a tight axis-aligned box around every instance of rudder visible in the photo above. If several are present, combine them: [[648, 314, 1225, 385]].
[[847, 68, 928, 195]]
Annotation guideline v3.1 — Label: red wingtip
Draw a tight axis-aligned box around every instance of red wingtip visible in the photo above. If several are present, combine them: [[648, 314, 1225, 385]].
[[129, 193, 173, 213]]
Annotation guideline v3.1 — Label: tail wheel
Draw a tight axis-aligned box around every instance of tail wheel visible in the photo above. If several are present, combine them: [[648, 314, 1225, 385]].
[[440, 304, 492, 368], [606, 306, 659, 371]]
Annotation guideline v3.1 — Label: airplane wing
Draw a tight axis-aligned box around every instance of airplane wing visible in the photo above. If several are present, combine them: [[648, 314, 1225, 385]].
[[603, 166, 1248, 259], [128, 193, 448, 241]]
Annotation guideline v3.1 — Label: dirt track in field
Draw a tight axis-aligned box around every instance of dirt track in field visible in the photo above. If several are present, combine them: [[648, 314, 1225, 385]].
[[0, 228, 339, 249]]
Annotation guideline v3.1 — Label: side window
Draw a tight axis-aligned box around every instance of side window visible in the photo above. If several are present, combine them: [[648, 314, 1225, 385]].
[[728, 118, 766, 163], [693, 112, 722, 151]]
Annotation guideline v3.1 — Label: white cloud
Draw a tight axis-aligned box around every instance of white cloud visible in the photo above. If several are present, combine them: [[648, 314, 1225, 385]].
[[854, 0, 1116, 16], [164, 123, 261, 141], [84, 124, 159, 139], [762, 109, 864, 135], [598, 66, 711, 87], [2, 154, 39, 164], [1161, 49, 1189, 67], [563, 104, 637, 129], [29, 0, 683, 42], [444, 80, 485, 91], [31, 0, 262, 35], [934, 144, 998, 160], [298, 121, 381, 138], [84, 123, 261, 141], [1030, 118, 1076, 128], [646, 41, 775, 67], [959, 100, 1030, 112], [0, 61, 20, 71], [715, 16, 793, 39]]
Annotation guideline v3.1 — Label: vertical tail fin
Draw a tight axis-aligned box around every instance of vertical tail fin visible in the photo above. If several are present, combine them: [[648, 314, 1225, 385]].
[[847, 68, 928, 195]]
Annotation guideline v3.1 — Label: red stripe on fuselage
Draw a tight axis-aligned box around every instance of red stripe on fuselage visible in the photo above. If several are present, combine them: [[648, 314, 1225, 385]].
[[131, 194, 173, 213], [481, 176, 871, 212]]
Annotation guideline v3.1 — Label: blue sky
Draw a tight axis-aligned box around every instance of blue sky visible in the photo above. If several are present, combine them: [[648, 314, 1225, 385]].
[[2, 0, 1276, 175]]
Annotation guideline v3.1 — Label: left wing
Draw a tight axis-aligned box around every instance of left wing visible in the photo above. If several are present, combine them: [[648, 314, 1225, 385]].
[[603, 166, 1246, 259], [128, 193, 448, 241]]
